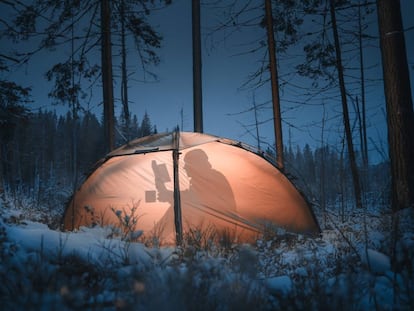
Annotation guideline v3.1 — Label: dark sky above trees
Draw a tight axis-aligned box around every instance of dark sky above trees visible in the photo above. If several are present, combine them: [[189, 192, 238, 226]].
[[1, 0, 413, 164]]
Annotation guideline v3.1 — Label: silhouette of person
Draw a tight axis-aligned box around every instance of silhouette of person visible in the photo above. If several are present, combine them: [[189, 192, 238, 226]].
[[152, 149, 237, 240]]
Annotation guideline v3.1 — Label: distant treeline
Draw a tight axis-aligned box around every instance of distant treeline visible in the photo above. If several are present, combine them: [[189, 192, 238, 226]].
[[1, 109, 390, 212], [1, 109, 157, 196], [281, 144, 390, 212]]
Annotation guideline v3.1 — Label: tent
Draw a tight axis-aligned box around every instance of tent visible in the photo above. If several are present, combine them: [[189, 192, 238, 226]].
[[63, 131, 319, 244]]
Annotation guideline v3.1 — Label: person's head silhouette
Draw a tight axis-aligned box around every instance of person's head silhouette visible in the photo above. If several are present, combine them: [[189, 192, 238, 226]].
[[182, 148, 237, 213], [183, 149, 211, 178]]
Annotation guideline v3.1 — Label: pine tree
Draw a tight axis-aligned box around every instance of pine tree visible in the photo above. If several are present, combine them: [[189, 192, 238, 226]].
[[377, 0, 414, 211], [140, 111, 153, 137], [3, 0, 169, 153], [0, 59, 31, 193]]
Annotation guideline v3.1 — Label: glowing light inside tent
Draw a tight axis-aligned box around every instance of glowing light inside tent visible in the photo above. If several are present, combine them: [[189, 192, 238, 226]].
[[63, 132, 319, 244]]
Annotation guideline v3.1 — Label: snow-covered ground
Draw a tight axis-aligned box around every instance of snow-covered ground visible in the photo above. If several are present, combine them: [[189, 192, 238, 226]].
[[1, 194, 413, 310]]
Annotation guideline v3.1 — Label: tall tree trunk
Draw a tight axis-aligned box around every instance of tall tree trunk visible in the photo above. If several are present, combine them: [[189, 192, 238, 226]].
[[265, 0, 284, 170], [355, 96, 364, 163], [377, 0, 414, 211], [320, 108, 326, 227], [0, 144, 4, 195], [120, 0, 130, 141], [358, 1, 368, 168], [71, 9, 78, 190], [329, 0, 363, 209], [192, 0, 203, 133], [101, 0, 115, 152]]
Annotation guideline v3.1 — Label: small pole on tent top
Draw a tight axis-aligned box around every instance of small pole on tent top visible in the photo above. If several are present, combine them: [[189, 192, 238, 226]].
[[172, 129, 183, 245]]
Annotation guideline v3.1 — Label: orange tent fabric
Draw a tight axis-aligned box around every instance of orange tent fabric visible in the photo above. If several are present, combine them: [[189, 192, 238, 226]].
[[63, 132, 319, 244]]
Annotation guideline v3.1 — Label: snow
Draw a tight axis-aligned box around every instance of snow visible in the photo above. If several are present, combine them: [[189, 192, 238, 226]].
[[6, 222, 153, 265], [359, 248, 391, 274], [1, 197, 413, 310], [265, 275, 292, 296]]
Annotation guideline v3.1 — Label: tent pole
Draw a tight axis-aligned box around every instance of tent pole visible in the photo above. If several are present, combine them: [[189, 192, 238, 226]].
[[172, 129, 183, 245]]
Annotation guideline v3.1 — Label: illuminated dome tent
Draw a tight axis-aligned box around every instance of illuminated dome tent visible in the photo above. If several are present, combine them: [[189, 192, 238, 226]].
[[63, 131, 319, 244]]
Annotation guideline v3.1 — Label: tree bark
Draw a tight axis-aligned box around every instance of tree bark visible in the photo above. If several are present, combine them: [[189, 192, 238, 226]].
[[329, 0, 363, 209], [120, 0, 130, 141], [265, 0, 284, 170], [192, 0, 203, 133], [71, 11, 78, 190], [101, 0, 115, 152], [377, 0, 414, 211], [0, 144, 4, 195], [358, 2, 368, 168]]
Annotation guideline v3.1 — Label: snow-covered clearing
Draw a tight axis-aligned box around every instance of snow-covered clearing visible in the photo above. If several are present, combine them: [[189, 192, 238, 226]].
[[1, 194, 413, 310]]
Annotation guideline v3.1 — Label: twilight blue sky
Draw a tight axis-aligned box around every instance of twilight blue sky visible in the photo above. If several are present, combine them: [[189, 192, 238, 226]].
[[2, 0, 414, 163], [127, 0, 414, 163]]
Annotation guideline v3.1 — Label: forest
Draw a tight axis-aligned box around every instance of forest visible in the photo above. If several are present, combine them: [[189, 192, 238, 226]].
[[1, 110, 157, 201], [1, 107, 390, 229], [1, 0, 413, 310]]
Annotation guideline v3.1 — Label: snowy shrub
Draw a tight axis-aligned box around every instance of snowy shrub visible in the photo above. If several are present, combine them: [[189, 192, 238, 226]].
[[1, 190, 414, 310], [1, 188, 66, 229], [110, 200, 143, 243]]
